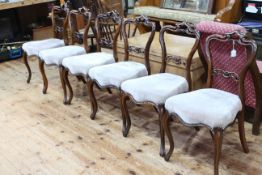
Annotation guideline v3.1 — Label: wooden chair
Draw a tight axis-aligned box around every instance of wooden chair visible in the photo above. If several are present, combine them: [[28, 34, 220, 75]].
[[61, 10, 122, 104], [163, 31, 257, 175], [120, 23, 200, 156], [22, 3, 70, 83], [37, 8, 91, 94], [196, 21, 262, 135], [87, 15, 156, 120]]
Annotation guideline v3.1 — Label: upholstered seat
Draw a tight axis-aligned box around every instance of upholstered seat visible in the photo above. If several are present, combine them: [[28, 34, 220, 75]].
[[165, 88, 242, 129], [22, 38, 65, 56], [89, 61, 148, 88], [39, 45, 86, 65], [62, 52, 115, 75], [134, 6, 216, 24], [121, 73, 188, 104]]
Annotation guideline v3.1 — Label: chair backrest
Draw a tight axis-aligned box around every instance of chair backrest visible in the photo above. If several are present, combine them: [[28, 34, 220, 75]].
[[94, 10, 122, 61], [122, 15, 155, 74], [205, 31, 257, 107], [69, 7, 92, 48], [51, 1, 72, 44], [159, 23, 200, 91]]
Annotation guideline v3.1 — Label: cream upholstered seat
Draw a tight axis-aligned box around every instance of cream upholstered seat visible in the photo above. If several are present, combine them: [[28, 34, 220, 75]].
[[62, 52, 115, 75], [165, 88, 242, 129], [121, 73, 188, 104], [39, 45, 86, 65], [22, 39, 65, 57], [89, 61, 148, 88]]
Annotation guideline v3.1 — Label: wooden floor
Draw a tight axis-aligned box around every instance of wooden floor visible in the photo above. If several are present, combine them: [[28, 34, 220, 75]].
[[0, 58, 262, 175]]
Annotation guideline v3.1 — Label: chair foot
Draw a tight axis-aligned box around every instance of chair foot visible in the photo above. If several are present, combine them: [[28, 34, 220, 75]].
[[39, 59, 48, 94], [163, 112, 174, 161], [63, 69, 73, 104], [88, 80, 98, 120], [213, 128, 223, 175], [238, 112, 249, 153], [23, 52, 32, 84], [120, 92, 131, 137]]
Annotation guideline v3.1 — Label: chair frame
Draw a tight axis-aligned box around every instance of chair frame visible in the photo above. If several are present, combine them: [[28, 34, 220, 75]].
[[87, 15, 155, 120], [163, 31, 257, 175], [37, 7, 89, 95], [61, 10, 122, 105], [120, 23, 200, 156], [22, 4, 70, 84]]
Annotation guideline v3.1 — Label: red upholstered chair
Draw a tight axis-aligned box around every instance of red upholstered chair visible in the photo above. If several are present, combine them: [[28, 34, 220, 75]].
[[196, 21, 262, 135], [163, 31, 257, 175]]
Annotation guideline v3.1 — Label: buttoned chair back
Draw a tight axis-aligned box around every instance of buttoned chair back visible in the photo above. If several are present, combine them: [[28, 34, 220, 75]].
[[122, 15, 155, 74], [159, 23, 200, 91], [205, 31, 257, 110]]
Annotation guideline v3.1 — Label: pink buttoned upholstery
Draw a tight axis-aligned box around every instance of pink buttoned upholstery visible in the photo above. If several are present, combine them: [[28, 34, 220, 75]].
[[196, 21, 256, 108]]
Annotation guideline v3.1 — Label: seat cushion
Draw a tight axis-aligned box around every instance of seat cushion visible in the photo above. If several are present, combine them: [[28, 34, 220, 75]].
[[121, 73, 188, 104], [134, 6, 216, 24], [62, 52, 115, 75], [22, 38, 65, 56], [89, 61, 148, 88], [39, 45, 86, 65], [165, 88, 242, 129]]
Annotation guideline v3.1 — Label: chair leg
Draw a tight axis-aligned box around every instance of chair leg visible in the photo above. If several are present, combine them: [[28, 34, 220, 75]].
[[158, 107, 165, 157], [22, 52, 31, 83], [238, 112, 249, 153], [120, 92, 131, 137], [163, 112, 174, 161], [76, 75, 87, 84], [59, 66, 67, 105], [63, 69, 73, 104], [252, 106, 261, 135], [88, 80, 98, 120], [38, 59, 48, 94], [213, 128, 223, 175]]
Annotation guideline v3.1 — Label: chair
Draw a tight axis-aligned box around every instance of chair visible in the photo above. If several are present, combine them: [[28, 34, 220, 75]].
[[196, 21, 262, 135], [22, 3, 70, 83], [120, 23, 200, 156], [61, 10, 122, 104], [163, 31, 257, 175], [37, 9, 91, 94], [87, 15, 156, 120]]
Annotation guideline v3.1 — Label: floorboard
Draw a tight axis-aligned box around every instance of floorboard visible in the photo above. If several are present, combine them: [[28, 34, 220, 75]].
[[0, 58, 261, 175]]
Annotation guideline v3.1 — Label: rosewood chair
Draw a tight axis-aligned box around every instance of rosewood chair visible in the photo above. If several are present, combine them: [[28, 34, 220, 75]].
[[163, 31, 257, 175], [87, 15, 155, 120], [37, 9, 91, 94], [120, 23, 200, 156], [61, 10, 121, 104], [22, 3, 70, 83], [196, 21, 262, 135]]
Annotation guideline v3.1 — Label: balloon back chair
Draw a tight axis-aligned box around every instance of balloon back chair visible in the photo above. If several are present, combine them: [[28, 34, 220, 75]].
[[61, 10, 122, 104], [163, 31, 257, 175], [196, 21, 262, 135], [120, 23, 200, 157], [37, 8, 91, 94], [22, 2, 71, 83], [87, 15, 156, 120]]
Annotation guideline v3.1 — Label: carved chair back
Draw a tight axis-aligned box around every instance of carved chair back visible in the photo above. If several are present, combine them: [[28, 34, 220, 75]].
[[52, 1, 72, 45], [205, 31, 257, 108], [159, 23, 200, 91], [69, 7, 92, 49], [122, 15, 155, 75], [197, 22, 260, 109], [95, 10, 122, 61]]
